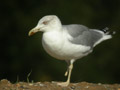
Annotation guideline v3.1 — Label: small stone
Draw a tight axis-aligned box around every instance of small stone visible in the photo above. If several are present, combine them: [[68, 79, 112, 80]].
[[85, 86, 89, 88], [29, 83, 33, 86], [40, 83, 44, 87], [70, 86, 76, 89], [98, 83, 102, 85]]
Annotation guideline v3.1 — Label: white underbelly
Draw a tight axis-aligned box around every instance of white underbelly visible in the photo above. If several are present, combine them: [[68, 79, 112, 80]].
[[42, 31, 91, 60], [42, 39, 91, 60]]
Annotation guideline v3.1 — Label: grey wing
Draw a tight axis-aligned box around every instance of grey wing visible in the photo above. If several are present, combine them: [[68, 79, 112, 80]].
[[64, 24, 103, 47], [63, 24, 89, 37]]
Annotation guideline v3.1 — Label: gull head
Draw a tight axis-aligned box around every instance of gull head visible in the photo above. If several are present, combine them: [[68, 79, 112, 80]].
[[28, 15, 62, 36]]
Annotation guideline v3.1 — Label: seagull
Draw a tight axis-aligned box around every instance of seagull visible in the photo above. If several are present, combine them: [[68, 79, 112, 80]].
[[28, 15, 112, 87]]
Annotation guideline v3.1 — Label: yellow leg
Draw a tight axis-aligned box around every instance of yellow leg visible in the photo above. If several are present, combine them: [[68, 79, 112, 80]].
[[64, 66, 69, 76], [57, 59, 74, 87], [64, 69, 68, 76]]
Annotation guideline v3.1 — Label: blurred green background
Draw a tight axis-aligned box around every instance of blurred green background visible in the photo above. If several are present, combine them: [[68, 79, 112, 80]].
[[0, 0, 120, 84]]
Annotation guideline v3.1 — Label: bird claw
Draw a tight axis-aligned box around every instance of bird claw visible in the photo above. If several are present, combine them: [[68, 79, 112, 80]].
[[57, 82, 69, 87]]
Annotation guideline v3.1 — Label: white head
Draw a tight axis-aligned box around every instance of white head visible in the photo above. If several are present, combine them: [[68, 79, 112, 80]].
[[28, 15, 62, 36]]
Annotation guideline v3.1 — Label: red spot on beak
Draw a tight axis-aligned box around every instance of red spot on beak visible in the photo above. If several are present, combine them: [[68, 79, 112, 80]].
[[30, 32, 35, 36]]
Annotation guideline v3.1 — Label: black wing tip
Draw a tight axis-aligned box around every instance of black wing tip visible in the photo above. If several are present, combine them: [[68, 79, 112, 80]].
[[102, 27, 116, 35]]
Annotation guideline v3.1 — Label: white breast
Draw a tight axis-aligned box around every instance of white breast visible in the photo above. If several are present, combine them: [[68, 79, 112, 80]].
[[42, 31, 65, 59]]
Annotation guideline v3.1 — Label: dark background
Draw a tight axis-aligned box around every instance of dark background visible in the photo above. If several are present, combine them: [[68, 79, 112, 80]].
[[0, 0, 120, 84]]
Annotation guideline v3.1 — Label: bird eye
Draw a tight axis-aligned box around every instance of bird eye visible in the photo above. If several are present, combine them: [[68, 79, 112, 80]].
[[42, 21, 49, 25]]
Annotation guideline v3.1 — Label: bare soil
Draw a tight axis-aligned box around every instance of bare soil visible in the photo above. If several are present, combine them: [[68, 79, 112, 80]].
[[0, 79, 120, 90]]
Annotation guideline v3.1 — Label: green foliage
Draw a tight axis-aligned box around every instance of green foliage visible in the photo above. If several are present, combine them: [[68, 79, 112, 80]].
[[27, 70, 32, 83]]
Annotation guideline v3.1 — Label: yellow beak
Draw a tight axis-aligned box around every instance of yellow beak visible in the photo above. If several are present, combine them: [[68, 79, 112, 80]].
[[28, 27, 40, 36]]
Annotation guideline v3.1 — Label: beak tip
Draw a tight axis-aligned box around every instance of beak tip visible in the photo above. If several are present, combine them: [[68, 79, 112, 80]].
[[28, 28, 39, 36], [28, 31, 34, 36]]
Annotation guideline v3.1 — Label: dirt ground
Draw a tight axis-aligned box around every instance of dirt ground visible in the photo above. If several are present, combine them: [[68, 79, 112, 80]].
[[0, 79, 120, 90]]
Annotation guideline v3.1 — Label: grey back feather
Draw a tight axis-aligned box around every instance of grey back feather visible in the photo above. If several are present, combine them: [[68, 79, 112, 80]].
[[63, 24, 103, 47]]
